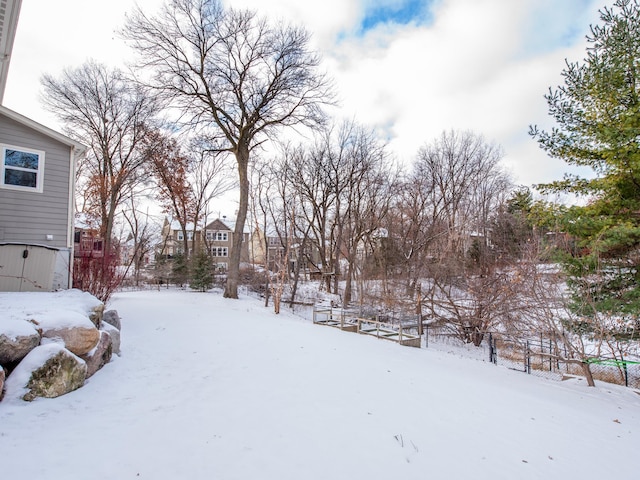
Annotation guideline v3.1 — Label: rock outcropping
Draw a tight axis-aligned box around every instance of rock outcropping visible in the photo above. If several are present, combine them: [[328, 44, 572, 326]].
[[7, 344, 88, 401], [0, 290, 122, 402]]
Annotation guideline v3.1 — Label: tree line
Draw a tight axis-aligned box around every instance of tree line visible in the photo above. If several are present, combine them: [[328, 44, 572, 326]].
[[40, 0, 640, 385]]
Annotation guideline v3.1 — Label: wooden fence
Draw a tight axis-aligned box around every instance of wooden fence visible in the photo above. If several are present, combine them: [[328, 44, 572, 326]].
[[312, 306, 421, 347]]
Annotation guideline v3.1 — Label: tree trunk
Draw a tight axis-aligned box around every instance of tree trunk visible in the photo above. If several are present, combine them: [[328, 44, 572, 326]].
[[343, 251, 356, 307], [581, 362, 596, 387], [225, 143, 250, 299]]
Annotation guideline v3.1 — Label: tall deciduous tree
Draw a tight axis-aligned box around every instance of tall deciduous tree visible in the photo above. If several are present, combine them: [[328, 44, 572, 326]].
[[123, 0, 333, 298], [41, 60, 158, 252], [530, 0, 640, 332], [143, 130, 196, 258]]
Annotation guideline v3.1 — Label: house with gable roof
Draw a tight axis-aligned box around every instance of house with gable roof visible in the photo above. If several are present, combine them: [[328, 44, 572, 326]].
[[156, 216, 250, 274]]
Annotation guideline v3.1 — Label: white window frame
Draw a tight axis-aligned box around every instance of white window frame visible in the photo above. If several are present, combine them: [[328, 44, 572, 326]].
[[212, 247, 228, 257], [176, 231, 184, 241], [216, 232, 228, 241], [0, 144, 46, 193]]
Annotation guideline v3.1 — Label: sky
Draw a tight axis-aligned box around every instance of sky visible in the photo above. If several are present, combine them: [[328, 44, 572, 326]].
[[3, 0, 605, 189], [1, 288, 639, 479]]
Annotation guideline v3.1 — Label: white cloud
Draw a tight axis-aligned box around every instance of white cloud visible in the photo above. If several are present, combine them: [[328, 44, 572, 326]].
[[4, 0, 606, 188]]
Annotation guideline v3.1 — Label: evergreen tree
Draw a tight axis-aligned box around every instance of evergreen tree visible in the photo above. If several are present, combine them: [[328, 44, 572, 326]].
[[190, 251, 214, 292], [170, 253, 189, 287], [530, 0, 640, 334]]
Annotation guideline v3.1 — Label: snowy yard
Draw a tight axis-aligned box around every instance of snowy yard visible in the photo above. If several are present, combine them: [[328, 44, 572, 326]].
[[1, 289, 639, 479]]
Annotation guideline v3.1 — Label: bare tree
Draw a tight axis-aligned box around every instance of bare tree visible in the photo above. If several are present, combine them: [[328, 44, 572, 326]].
[[121, 198, 159, 286], [123, 0, 333, 298], [252, 145, 318, 308], [276, 121, 394, 306], [415, 130, 506, 261], [386, 172, 446, 297], [413, 131, 513, 345], [187, 139, 236, 244], [41, 60, 159, 253], [283, 137, 337, 292], [335, 123, 395, 307], [424, 264, 520, 346]]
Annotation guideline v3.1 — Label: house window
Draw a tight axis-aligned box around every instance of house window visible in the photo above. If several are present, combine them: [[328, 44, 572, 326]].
[[211, 247, 228, 257], [215, 262, 227, 272], [176, 231, 184, 241], [206, 231, 213, 241], [215, 232, 228, 241], [1, 144, 45, 193]]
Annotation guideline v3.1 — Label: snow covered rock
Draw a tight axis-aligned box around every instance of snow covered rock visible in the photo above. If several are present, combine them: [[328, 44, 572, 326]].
[[81, 331, 112, 378], [89, 303, 105, 329], [38, 312, 100, 356], [6, 343, 87, 401], [0, 320, 41, 364], [102, 309, 121, 331], [101, 321, 120, 356]]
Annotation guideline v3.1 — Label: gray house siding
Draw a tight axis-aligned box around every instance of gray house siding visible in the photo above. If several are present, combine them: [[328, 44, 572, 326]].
[[0, 114, 73, 248], [0, 107, 84, 291]]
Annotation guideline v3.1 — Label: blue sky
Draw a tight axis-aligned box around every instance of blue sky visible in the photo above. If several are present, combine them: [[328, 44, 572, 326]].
[[359, 0, 435, 32]]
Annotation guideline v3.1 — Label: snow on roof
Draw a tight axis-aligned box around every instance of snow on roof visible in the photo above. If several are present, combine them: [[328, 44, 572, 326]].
[[168, 220, 199, 231]]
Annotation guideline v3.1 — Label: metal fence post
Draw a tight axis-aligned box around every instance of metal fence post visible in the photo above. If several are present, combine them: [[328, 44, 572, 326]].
[[425, 324, 429, 348], [489, 333, 497, 364]]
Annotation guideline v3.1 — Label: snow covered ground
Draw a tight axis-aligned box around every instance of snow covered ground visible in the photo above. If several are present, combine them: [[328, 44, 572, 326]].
[[1, 288, 639, 479]]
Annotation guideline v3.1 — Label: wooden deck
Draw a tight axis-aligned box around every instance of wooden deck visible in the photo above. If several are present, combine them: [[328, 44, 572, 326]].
[[356, 318, 422, 347], [313, 307, 421, 347], [312, 307, 359, 332]]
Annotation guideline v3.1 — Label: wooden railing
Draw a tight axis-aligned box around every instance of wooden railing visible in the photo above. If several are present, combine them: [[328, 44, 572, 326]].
[[312, 306, 421, 347]]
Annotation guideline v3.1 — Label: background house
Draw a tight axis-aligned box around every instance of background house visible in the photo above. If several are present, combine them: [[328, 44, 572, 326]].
[[156, 216, 249, 274], [157, 218, 201, 259]]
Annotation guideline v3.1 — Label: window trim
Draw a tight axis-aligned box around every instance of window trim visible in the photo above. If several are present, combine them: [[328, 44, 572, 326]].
[[0, 143, 46, 193], [212, 246, 228, 257]]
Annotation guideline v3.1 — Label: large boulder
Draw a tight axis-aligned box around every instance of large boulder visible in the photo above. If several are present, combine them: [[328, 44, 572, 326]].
[[101, 321, 121, 356], [81, 331, 112, 378], [102, 310, 121, 331], [38, 311, 100, 356], [5, 343, 87, 402], [88, 303, 105, 329], [0, 320, 41, 364]]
